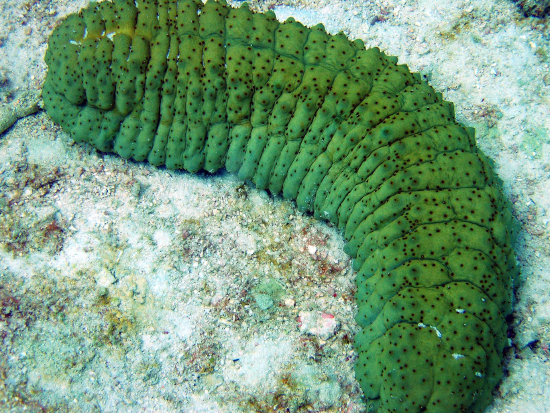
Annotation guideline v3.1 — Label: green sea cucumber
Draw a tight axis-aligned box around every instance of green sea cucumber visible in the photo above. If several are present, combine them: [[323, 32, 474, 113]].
[[42, 1, 519, 411]]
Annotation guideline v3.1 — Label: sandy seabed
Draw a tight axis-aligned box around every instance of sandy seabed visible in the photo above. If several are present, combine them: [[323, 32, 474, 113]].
[[0, 0, 549, 412]]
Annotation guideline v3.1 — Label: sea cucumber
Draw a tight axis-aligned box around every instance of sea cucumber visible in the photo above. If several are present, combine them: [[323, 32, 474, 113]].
[[42, 1, 518, 411]]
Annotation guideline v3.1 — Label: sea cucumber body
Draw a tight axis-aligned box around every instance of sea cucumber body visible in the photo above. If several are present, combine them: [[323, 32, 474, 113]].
[[42, 1, 518, 411]]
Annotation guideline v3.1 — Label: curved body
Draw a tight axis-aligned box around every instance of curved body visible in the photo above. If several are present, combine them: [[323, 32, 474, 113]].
[[42, 1, 518, 411]]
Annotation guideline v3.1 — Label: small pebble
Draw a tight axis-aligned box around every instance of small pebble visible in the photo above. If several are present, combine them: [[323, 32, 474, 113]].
[[298, 311, 339, 340], [95, 268, 116, 288], [284, 298, 295, 307]]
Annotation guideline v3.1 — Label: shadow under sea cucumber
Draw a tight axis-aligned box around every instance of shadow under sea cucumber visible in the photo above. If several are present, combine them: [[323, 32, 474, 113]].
[[42, 0, 519, 411]]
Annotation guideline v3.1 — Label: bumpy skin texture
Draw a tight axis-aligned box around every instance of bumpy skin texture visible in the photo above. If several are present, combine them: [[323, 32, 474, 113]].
[[43, 1, 518, 411]]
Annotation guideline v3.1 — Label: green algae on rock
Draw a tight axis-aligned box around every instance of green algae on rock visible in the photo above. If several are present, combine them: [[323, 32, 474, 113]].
[[42, 0, 519, 411]]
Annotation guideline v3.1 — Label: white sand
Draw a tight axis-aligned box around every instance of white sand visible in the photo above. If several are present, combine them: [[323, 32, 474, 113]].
[[0, 0, 549, 412]]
